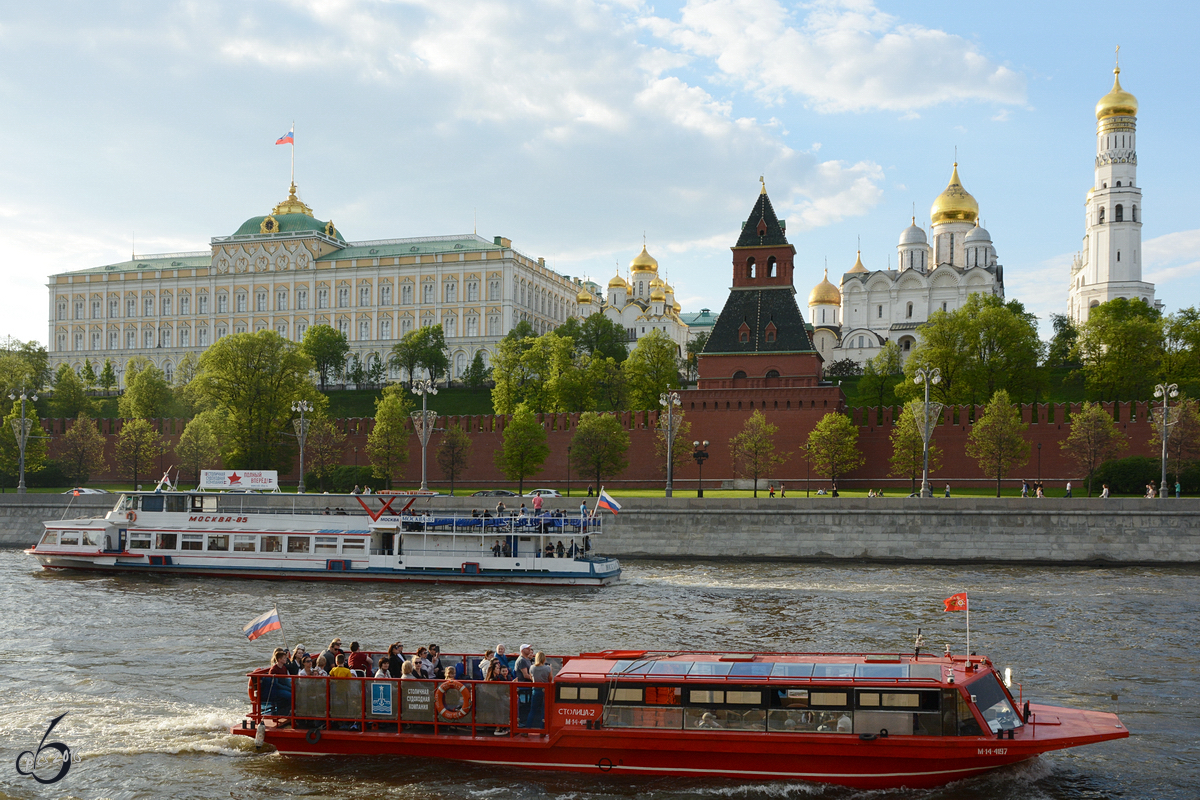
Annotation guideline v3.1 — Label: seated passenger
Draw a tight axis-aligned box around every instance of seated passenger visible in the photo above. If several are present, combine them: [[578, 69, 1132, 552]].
[[837, 713, 853, 733], [409, 653, 426, 679], [473, 650, 494, 681], [400, 661, 417, 680], [312, 655, 330, 677], [494, 644, 510, 669], [263, 647, 293, 716], [320, 638, 344, 671], [329, 654, 353, 679], [696, 712, 721, 729], [374, 657, 391, 678], [417, 647, 434, 677], [427, 644, 443, 676], [288, 645, 307, 675], [299, 656, 320, 677], [348, 641, 371, 673], [386, 643, 406, 678]]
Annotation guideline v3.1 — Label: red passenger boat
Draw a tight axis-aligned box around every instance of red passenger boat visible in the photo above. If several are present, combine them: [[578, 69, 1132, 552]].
[[232, 648, 1127, 790]]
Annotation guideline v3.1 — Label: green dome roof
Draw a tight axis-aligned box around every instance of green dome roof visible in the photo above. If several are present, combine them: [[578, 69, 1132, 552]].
[[233, 213, 344, 241]]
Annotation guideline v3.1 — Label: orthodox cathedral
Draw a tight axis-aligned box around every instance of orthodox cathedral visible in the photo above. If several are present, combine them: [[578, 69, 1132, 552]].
[[576, 246, 690, 355], [807, 163, 1004, 368]]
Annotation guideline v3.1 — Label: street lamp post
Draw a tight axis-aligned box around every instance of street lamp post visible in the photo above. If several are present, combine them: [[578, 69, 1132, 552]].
[[660, 391, 681, 498], [1037, 442, 1042, 486], [566, 445, 572, 498], [411, 377, 440, 493], [692, 440, 709, 497], [292, 400, 313, 494], [7, 391, 38, 495], [804, 444, 811, 497], [911, 367, 943, 498], [1154, 382, 1179, 500]]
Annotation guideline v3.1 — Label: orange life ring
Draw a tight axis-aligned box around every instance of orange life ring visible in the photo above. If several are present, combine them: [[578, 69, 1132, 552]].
[[126, 511, 137, 523], [248, 676, 259, 702], [434, 680, 474, 720]]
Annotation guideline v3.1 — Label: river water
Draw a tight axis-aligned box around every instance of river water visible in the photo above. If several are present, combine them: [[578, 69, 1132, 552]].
[[1, 549, 1197, 800]]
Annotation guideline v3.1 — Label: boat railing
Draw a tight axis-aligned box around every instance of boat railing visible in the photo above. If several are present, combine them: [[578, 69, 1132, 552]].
[[395, 514, 602, 535]]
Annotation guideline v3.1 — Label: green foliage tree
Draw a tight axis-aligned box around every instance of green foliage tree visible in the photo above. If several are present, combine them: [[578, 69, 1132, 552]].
[[464, 351, 490, 390], [890, 400, 943, 494], [80, 359, 97, 390], [99, 359, 117, 392], [0, 337, 50, 397], [684, 331, 709, 382], [558, 313, 630, 364], [1075, 297, 1163, 400], [806, 412, 863, 486], [1160, 307, 1200, 387], [653, 408, 692, 479], [520, 332, 576, 412], [496, 403, 549, 495], [301, 324, 350, 391], [175, 411, 224, 482], [1149, 396, 1200, 483], [305, 417, 348, 492], [191, 330, 320, 470], [623, 329, 681, 410], [52, 364, 95, 419], [436, 423, 473, 496], [55, 415, 108, 486], [346, 353, 366, 386], [857, 341, 904, 408], [366, 354, 385, 388], [115, 418, 163, 488], [587, 355, 627, 412], [1045, 313, 1080, 368], [824, 358, 863, 378], [0, 399, 49, 485], [118, 362, 172, 419], [171, 353, 202, 417], [1060, 401, 1128, 496], [966, 389, 1030, 497], [570, 411, 629, 492], [729, 410, 790, 497], [365, 383, 412, 489], [411, 324, 450, 382]]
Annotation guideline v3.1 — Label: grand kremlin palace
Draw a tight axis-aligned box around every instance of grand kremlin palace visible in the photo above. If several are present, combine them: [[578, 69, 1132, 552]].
[[47, 183, 585, 384]]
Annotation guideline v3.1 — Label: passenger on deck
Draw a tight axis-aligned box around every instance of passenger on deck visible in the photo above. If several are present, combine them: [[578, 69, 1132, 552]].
[[320, 638, 344, 671], [515, 644, 534, 728], [492, 540, 502, 556], [494, 644, 510, 669], [299, 655, 320, 677], [472, 509, 480, 518], [313, 655, 329, 677], [324, 507, 331, 515], [532, 494, 543, 513], [417, 647, 434, 677], [262, 647, 293, 717], [528, 651, 551, 729], [287, 645, 307, 675], [409, 653, 426, 679], [837, 713, 853, 732], [427, 644, 443, 676], [696, 712, 721, 729], [567, 540, 577, 558], [556, 541, 565, 558], [348, 641, 371, 673], [544, 542, 554, 558], [518, 504, 527, 518], [496, 500, 506, 516], [474, 650, 494, 680], [329, 654, 353, 679], [374, 657, 391, 678], [400, 661, 416, 680], [387, 643, 406, 678], [502, 541, 511, 557]]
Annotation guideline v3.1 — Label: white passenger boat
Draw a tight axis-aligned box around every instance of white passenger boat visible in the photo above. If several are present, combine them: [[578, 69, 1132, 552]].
[[26, 474, 618, 586]]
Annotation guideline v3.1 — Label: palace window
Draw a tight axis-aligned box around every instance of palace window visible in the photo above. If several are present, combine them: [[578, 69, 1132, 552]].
[[488, 315, 499, 336], [127, 298, 136, 317], [108, 331, 117, 349], [295, 323, 306, 340], [179, 328, 190, 347], [216, 294, 227, 313], [423, 283, 434, 304], [198, 328, 208, 346], [337, 287, 349, 308], [401, 284, 413, 305], [358, 320, 370, 340], [180, 295, 190, 315], [359, 286, 371, 306], [160, 328, 171, 347], [317, 288, 328, 309], [72, 331, 83, 349], [467, 281, 478, 301], [144, 297, 154, 316], [216, 326, 227, 340], [466, 316, 478, 337], [444, 316, 457, 337], [91, 300, 101, 319], [162, 296, 172, 316], [256, 291, 267, 312], [236, 293, 247, 312], [144, 330, 154, 348], [338, 319, 349, 336], [277, 290, 288, 311], [380, 318, 392, 339], [401, 317, 413, 334], [380, 285, 391, 305], [126, 331, 135, 348], [277, 322, 288, 337], [445, 282, 456, 303], [75, 300, 84, 319], [296, 289, 308, 310], [91, 332, 100, 349], [488, 280, 499, 301]]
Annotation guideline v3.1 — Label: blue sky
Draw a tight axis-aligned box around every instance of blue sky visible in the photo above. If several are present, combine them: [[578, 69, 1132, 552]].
[[2, 0, 1197, 344]]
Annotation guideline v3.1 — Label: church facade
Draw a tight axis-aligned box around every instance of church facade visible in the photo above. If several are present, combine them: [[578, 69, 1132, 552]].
[[807, 164, 1005, 368], [575, 245, 690, 355]]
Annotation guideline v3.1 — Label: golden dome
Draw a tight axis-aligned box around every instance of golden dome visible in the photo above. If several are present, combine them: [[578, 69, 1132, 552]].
[[930, 163, 979, 225], [1096, 67, 1137, 120], [650, 286, 666, 302], [649, 275, 665, 289], [808, 269, 841, 306], [672, 300, 681, 313], [576, 288, 592, 304], [630, 245, 659, 272], [271, 181, 315, 217], [847, 250, 868, 274], [607, 272, 629, 289]]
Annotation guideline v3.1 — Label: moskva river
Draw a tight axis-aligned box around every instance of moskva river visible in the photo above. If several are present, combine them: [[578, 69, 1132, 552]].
[[1, 550, 1196, 799]]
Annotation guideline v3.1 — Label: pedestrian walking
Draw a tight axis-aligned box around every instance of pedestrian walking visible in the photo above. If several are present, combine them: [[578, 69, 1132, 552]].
[[944, 484, 950, 498], [1065, 481, 1072, 498], [1176, 481, 1181, 498]]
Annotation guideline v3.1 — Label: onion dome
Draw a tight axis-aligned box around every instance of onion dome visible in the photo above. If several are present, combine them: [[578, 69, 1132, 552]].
[[672, 300, 681, 313], [930, 163, 979, 225], [1096, 67, 1137, 120], [630, 245, 659, 273], [808, 269, 841, 306], [607, 272, 629, 289], [964, 221, 992, 243], [899, 218, 927, 245], [576, 288, 593, 304], [232, 182, 345, 241], [649, 274, 665, 289], [650, 286, 666, 302], [847, 250, 868, 274]]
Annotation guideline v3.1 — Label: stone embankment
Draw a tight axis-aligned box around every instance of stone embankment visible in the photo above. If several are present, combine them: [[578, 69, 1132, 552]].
[[0, 495, 113, 547]]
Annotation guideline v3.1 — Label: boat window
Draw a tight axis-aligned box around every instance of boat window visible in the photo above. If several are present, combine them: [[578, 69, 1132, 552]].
[[314, 536, 338, 553], [811, 664, 855, 678], [116, 495, 132, 512], [287, 536, 311, 553], [341, 538, 366, 553], [645, 686, 681, 705], [261, 536, 282, 553], [810, 691, 849, 707], [207, 535, 229, 551], [82, 531, 103, 546], [156, 533, 177, 550], [649, 661, 692, 675], [233, 535, 257, 552], [729, 662, 773, 678], [910, 663, 944, 681], [611, 661, 654, 675], [557, 685, 601, 702], [60, 532, 80, 546], [142, 495, 165, 513], [957, 691, 984, 736], [770, 663, 814, 678], [40, 531, 58, 545], [856, 663, 908, 679], [688, 662, 734, 677], [970, 674, 1023, 732], [129, 533, 151, 549], [610, 687, 643, 703], [166, 495, 188, 513], [181, 534, 203, 551], [603, 706, 683, 729]]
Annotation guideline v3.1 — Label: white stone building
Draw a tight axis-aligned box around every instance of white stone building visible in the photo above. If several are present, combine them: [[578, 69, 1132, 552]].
[[575, 245, 689, 356], [1068, 62, 1157, 323], [807, 164, 1005, 368]]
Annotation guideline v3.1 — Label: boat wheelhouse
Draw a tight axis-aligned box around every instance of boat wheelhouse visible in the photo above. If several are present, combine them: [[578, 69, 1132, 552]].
[[233, 648, 1127, 790], [26, 490, 618, 586]]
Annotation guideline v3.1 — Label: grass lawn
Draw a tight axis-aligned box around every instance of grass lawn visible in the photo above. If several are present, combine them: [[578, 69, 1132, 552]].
[[324, 387, 493, 418]]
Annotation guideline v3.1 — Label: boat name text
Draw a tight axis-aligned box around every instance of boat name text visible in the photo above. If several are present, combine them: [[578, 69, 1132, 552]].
[[188, 516, 250, 523]]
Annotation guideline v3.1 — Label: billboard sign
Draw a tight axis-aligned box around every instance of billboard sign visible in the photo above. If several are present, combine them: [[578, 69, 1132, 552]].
[[199, 470, 279, 491]]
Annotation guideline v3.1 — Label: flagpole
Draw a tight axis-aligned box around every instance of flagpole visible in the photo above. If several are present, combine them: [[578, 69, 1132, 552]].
[[290, 121, 295, 187], [965, 592, 970, 656], [274, 604, 289, 654]]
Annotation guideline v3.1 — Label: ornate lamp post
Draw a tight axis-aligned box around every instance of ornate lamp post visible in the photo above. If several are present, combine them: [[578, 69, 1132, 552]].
[[8, 391, 38, 495], [660, 391, 681, 498], [1154, 382, 1179, 500], [411, 377, 440, 492], [911, 367, 942, 498], [291, 400, 313, 493], [692, 440, 709, 498]]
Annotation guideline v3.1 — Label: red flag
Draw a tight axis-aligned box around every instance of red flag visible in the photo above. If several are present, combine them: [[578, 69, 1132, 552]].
[[944, 592, 968, 612]]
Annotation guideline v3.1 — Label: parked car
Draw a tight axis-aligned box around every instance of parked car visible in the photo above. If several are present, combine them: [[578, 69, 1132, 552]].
[[63, 487, 111, 495], [471, 489, 518, 497], [524, 488, 562, 498]]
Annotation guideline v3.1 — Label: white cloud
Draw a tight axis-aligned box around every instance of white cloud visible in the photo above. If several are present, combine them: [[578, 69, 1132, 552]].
[[1145, 229, 1200, 285]]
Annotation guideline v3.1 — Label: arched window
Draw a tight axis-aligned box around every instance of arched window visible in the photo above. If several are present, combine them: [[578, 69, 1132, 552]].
[[1098, 207, 1105, 224], [1132, 205, 1138, 222], [747, 257, 756, 279], [767, 256, 777, 278], [906, 302, 913, 319], [765, 369, 780, 378], [733, 370, 747, 379], [1115, 204, 1123, 222], [1116, 181, 1122, 187]]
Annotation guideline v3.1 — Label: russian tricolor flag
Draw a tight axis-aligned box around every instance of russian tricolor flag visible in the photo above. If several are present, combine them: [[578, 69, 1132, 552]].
[[275, 127, 294, 145], [597, 488, 621, 515], [243, 608, 282, 641]]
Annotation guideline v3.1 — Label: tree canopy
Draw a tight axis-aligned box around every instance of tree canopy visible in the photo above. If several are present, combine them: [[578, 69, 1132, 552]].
[[623, 329, 681, 410], [436, 423, 472, 495], [729, 410, 789, 497], [301, 324, 350, 391], [806, 412, 863, 484], [52, 364, 94, 419], [1060, 401, 1128, 496], [390, 324, 449, 385], [570, 412, 629, 492], [890, 399, 943, 494], [495, 403, 548, 495], [0, 337, 50, 397], [366, 383, 413, 489], [115, 418, 163, 488], [175, 411, 223, 482], [966, 389, 1030, 496], [118, 362, 172, 419], [55, 415, 107, 486], [1074, 298, 1163, 401]]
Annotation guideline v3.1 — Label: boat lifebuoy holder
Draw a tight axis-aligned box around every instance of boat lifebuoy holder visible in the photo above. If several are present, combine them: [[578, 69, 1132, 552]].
[[126, 510, 137, 523], [305, 728, 322, 744], [434, 680, 474, 720]]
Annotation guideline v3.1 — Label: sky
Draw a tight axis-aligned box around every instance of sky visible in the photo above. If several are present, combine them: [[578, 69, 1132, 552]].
[[2, 0, 1198, 345]]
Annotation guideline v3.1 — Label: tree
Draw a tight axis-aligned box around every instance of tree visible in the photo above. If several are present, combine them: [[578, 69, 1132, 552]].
[[118, 362, 172, 419], [1075, 298, 1163, 400], [684, 331, 709, 383], [305, 417, 348, 491], [115, 418, 163, 489], [1149, 397, 1200, 483], [80, 360, 97, 391], [570, 412, 629, 492], [0, 337, 50, 397], [966, 389, 1030, 497], [436, 423, 472, 496], [587, 355, 627, 412], [898, 308, 971, 405], [623, 329, 681, 410], [1061, 401, 1128, 496], [825, 358, 863, 378], [55, 415, 108, 486], [0, 399, 49, 486], [653, 408, 692, 479], [729, 410, 790, 497], [565, 313, 630, 364], [172, 353, 202, 417], [366, 383, 413, 489], [414, 324, 450, 382], [366, 354, 385, 388], [857, 341, 904, 408], [890, 400, 943, 494], [175, 411, 223, 482], [1045, 313, 1080, 368], [99, 359, 117, 392], [52, 365, 94, 419], [806, 412, 863, 486], [191, 330, 320, 470], [464, 351, 490, 390], [1160, 307, 1200, 386], [301, 324, 350, 391], [495, 403, 549, 495], [345, 353, 366, 386], [520, 332, 575, 412]]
